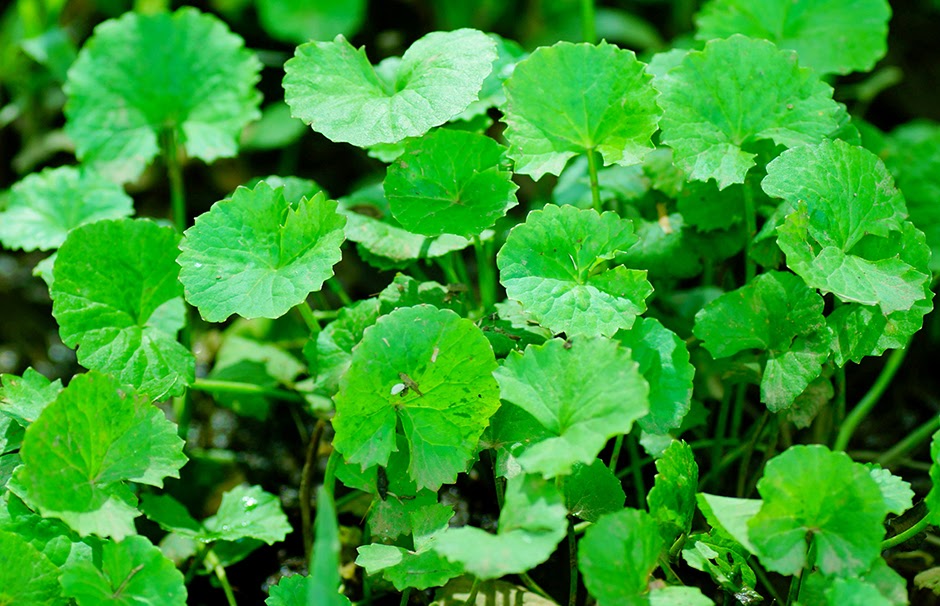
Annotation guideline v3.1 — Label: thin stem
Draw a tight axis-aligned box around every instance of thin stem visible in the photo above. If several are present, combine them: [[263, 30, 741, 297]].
[[751, 561, 785, 606], [205, 550, 238, 606], [834, 366, 847, 436], [473, 235, 496, 312], [407, 261, 431, 282], [742, 177, 757, 283], [399, 587, 412, 606], [463, 578, 480, 606], [580, 0, 596, 44], [191, 378, 306, 403], [878, 414, 940, 467], [184, 543, 209, 584], [786, 572, 802, 606], [736, 412, 770, 497], [658, 555, 682, 585], [323, 448, 339, 498], [730, 383, 747, 442], [326, 278, 353, 307], [567, 519, 578, 606], [711, 387, 733, 486], [519, 573, 555, 601], [301, 419, 326, 567], [834, 344, 909, 451], [296, 301, 322, 333], [585, 149, 602, 213], [627, 433, 646, 509], [608, 435, 624, 473], [435, 254, 461, 286], [882, 513, 931, 550]]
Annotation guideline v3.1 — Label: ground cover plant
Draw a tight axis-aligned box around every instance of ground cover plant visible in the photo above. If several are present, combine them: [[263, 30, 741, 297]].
[[1, 0, 940, 604]]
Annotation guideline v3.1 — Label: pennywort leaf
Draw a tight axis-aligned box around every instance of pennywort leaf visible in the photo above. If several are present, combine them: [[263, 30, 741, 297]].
[[656, 34, 841, 189], [257, 0, 365, 44], [65, 7, 261, 181], [283, 29, 496, 147], [177, 181, 346, 322], [497, 204, 653, 337], [50, 219, 194, 400], [0, 529, 66, 606], [647, 440, 698, 545], [564, 459, 626, 522], [503, 40, 662, 180], [332, 305, 500, 490], [0, 367, 63, 426]]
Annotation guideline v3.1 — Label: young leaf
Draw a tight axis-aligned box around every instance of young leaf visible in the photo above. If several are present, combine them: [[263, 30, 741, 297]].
[[60, 535, 187, 605], [50, 219, 194, 400], [764, 139, 932, 315], [694, 0, 891, 75], [497, 205, 653, 337], [433, 474, 568, 579], [0, 494, 91, 567], [0, 367, 63, 426], [283, 29, 496, 147], [802, 559, 908, 606], [693, 271, 832, 411], [307, 299, 381, 396], [257, 0, 365, 44], [64, 8, 261, 181], [615, 317, 694, 434], [564, 458, 626, 522], [578, 508, 662, 606], [682, 532, 761, 602], [749, 444, 886, 576], [494, 337, 649, 477], [0, 529, 66, 606], [647, 440, 698, 545], [696, 493, 761, 555], [655, 34, 841, 189], [866, 463, 914, 515], [332, 305, 500, 490], [0, 166, 133, 252], [459, 34, 527, 120], [202, 485, 291, 544], [384, 129, 518, 238], [177, 181, 346, 322], [503, 41, 662, 179], [12, 372, 187, 539]]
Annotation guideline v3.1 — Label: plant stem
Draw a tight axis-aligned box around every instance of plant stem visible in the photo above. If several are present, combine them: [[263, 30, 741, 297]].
[[834, 344, 909, 451], [162, 128, 187, 234], [519, 573, 554, 601], [585, 149, 602, 213], [301, 419, 326, 567], [296, 301, 321, 333], [323, 448, 339, 498], [711, 387, 733, 484], [473, 235, 496, 312], [463, 578, 480, 606], [399, 587, 412, 606], [750, 561, 785, 606], [608, 435, 624, 473], [436, 254, 461, 286], [326, 277, 353, 307], [567, 519, 578, 606], [205, 549, 238, 606], [627, 433, 646, 508], [882, 513, 932, 550], [190, 378, 306, 403], [878, 414, 940, 467], [580, 0, 596, 43], [742, 176, 757, 283], [736, 412, 770, 497]]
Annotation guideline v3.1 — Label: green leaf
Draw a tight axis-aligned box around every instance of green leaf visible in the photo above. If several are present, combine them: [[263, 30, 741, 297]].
[[257, 0, 365, 44], [615, 317, 694, 434], [432, 578, 557, 605], [503, 41, 661, 180], [693, 271, 832, 411], [50, 219, 194, 400], [682, 532, 760, 602], [333, 305, 500, 490], [647, 440, 698, 545], [266, 574, 309, 606], [64, 7, 261, 181], [203, 485, 291, 544], [0, 493, 93, 568], [656, 35, 841, 189], [765, 139, 931, 314], [0, 529, 66, 606], [564, 458, 626, 522], [0, 367, 63, 426], [618, 214, 704, 281], [497, 205, 653, 337], [311, 487, 353, 606], [694, 0, 891, 75], [433, 474, 568, 579], [308, 299, 381, 396], [927, 429, 940, 524], [178, 181, 346, 322], [459, 34, 527, 120], [865, 463, 914, 515], [749, 444, 886, 575], [283, 29, 496, 147], [0, 166, 133, 252], [339, 183, 474, 269], [803, 560, 908, 606], [384, 129, 518, 238], [12, 372, 187, 539], [578, 508, 663, 606], [494, 338, 649, 477], [696, 493, 761, 555], [60, 535, 187, 605]]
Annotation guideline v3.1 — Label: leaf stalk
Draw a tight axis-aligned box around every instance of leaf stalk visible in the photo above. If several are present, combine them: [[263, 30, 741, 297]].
[[834, 344, 909, 451]]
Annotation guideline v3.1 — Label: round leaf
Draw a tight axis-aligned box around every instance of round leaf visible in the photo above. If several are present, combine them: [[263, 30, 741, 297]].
[[178, 181, 346, 322], [503, 41, 662, 180], [564, 459, 626, 522], [0, 529, 66, 606], [332, 305, 500, 490], [497, 204, 653, 337], [0, 166, 133, 252], [65, 8, 261, 181], [656, 34, 841, 189], [695, 0, 891, 76], [60, 535, 186, 606], [13, 372, 187, 539], [202, 485, 292, 544], [494, 338, 649, 478], [257, 0, 366, 44], [647, 440, 698, 545], [50, 219, 195, 400], [384, 129, 518, 238], [283, 29, 496, 147], [749, 444, 886, 576]]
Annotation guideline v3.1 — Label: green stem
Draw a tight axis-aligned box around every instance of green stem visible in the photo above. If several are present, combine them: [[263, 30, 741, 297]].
[[519, 573, 554, 601], [658, 555, 682, 585], [834, 344, 909, 451], [473, 235, 496, 312], [162, 128, 187, 234], [407, 261, 431, 282], [205, 550, 238, 606], [736, 412, 770, 497], [711, 388, 733, 485], [399, 587, 412, 606], [608, 435, 624, 473], [567, 519, 578, 606], [301, 419, 326, 568], [833, 365, 847, 442], [730, 383, 747, 442], [878, 414, 940, 467], [627, 433, 646, 509], [323, 448, 339, 498], [585, 149, 602, 213], [463, 578, 480, 606], [751, 561, 785, 606], [296, 301, 321, 333], [183, 543, 209, 584], [190, 378, 306, 403], [742, 176, 757, 283], [435, 254, 461, 286], [882, 513, 932, 550], [580, 0, 596, 43], [326, 277, 353, 307]]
